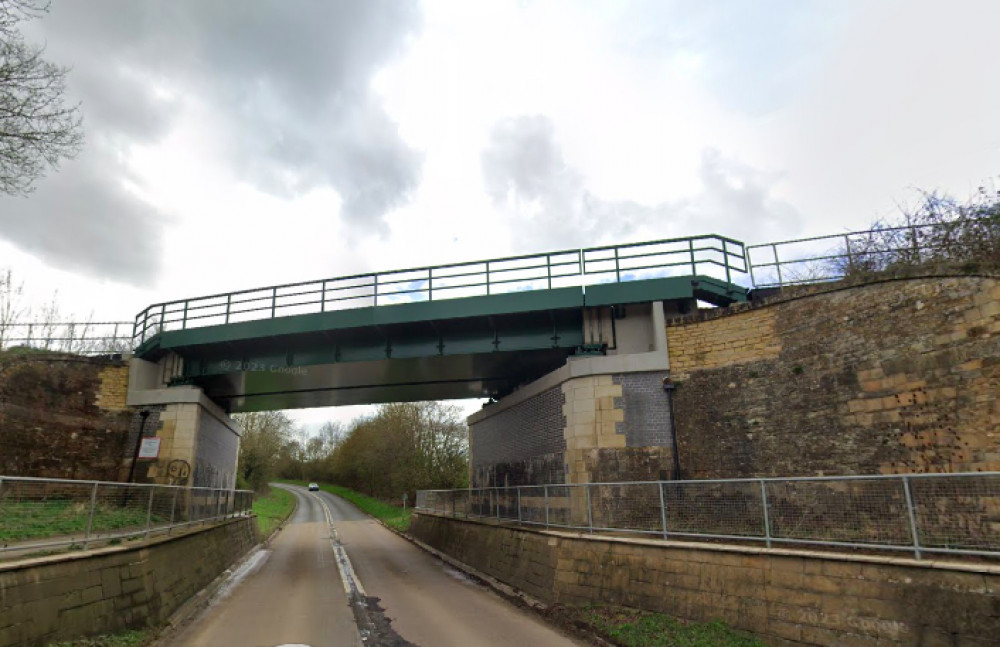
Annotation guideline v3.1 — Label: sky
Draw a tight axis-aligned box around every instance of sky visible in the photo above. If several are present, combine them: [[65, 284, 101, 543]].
[[2, 0, 998, 432]]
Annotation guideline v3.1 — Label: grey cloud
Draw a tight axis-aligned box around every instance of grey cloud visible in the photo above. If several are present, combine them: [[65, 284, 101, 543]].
[[1, 1, 420, 283], [482, 115, 801, 249], [0, 146, 165, 286]]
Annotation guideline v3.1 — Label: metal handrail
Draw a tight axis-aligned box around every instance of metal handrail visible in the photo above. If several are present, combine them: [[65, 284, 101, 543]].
[[746, 219, 999, 289], [133, 234, 748, 344], [415, 471, 1000, 560]]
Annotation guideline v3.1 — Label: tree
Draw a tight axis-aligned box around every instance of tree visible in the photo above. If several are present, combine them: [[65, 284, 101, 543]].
[[1, 0, 82, 196], [233, 411, 295, 492]]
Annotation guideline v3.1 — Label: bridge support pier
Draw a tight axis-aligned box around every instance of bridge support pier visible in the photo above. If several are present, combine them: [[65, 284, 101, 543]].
[[124, 356, 242, 489], [470, 301, 681, 487]]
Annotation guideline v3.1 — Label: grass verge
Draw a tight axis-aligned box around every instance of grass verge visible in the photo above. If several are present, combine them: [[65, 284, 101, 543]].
[[567, 605, 768, 647], [47, 629, 150, 647], [252, 486, 296, 537], [278, 480, 411, 531], [0, 501, 155, 543]]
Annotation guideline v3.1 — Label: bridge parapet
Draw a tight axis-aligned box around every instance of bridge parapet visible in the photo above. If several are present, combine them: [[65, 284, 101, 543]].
[[133, 234, 747, 346]]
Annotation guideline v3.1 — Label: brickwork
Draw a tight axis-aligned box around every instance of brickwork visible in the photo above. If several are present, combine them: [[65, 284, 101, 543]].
[[665, 276, 1000, 478], [0, 516, 258, 647], [616, 371, 671, 447], [470, 386, 566, 486], [94, 365, 130, 412], [192, 408, 239, 489], [412, 513, 1000, 647]]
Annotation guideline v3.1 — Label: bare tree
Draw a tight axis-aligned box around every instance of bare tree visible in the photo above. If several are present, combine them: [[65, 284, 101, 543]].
[[0, 267, 25, 347], [1, 0, 83, 196]]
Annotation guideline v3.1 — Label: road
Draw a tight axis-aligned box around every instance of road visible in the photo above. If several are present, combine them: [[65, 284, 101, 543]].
[[158, 485, 585, 647]]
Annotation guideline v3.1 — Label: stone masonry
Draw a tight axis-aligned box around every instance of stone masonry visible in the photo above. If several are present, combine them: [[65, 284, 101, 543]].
[[666, 275, 1000, 478], [0, 516, 258, 647], [412, 512, 1000, 647]]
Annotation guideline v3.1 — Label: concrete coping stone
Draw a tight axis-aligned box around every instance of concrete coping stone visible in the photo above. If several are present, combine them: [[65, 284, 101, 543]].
[[469, 351, 668, 424]]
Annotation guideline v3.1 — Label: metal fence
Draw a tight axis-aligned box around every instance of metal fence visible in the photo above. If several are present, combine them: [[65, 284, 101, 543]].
[[0, 321, 133, 355], [416, 472, 1000, 560], [0, 476, 254, 555], [746, 219, 998, 289], [132, 235, 747, 344]]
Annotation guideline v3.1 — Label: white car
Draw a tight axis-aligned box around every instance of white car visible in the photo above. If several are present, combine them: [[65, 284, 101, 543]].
[[308, 482, 319, 491]]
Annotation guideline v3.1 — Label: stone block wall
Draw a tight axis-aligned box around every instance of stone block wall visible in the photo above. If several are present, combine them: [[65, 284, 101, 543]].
[[666, 276, 1000, 478], [0, 516, 258, 647], [0, 355, 135, 481], [412, 513, 1000, 647]]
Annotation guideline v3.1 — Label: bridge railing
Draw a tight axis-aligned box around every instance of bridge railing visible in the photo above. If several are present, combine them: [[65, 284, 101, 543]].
[[132, 234, 747, 345], [746, 218, 1000, 288], [0, 476, 254, 556], [416, 471, 1000, 560], [0, 321, 133, 355]]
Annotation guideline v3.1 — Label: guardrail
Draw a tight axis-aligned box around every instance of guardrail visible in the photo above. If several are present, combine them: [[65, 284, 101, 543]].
[[0, 476, 254, 555], [746, 219, 999, 289], [0, 321, 133, 355], [133, 234, 747, 344], [416, 472, 1000, 560]]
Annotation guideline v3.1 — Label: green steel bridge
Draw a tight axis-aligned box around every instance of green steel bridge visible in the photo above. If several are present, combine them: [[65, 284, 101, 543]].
[[133, 235, 748, 412]]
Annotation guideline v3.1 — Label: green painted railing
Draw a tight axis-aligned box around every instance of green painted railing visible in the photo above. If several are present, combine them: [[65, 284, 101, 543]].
[[133, 234, 747, 345]]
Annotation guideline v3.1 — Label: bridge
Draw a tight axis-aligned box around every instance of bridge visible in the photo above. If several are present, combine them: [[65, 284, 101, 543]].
[[131, 234, 747, 412]]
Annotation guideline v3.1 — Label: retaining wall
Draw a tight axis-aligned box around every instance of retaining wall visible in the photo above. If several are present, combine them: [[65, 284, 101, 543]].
[[0, 516, 258, 646], [411, 512, 1000, 647]]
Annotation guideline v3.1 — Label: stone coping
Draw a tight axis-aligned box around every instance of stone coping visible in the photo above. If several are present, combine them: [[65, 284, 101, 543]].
[[414, 511, 1000, 576], [0, 516, 254, 573]]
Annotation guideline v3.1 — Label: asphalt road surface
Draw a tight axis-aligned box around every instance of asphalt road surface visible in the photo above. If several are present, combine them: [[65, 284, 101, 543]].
[[157, 485, 584, 647]]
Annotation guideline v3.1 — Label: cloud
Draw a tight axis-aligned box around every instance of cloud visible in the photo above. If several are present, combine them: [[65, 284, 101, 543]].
[[481, 115, 801, 249], [0, 1, 421, 284]]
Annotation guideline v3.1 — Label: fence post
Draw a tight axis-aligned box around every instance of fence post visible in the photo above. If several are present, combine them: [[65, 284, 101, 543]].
[[902, 476, 922, 559], [517, 488, 522, 524], [614, 248, 621, 282], [546, 254, 552, 289], [544, 485, 550, 529], [658, 481, 668, 540], [759, 480, 772, 548], [168, 487, 179, 535], [321, 280, 328, 312], [83, 482, 99, 549], [225, 295, 231, 324], [182, 302, 189, 329], [373, 274, 379, 306], [689, 238, 696, 275], [771, 244, 783, 287], [586, 485, 593, 533], [844, 235, 855, 274], [271, 287, 278, 318], [486, 261, 491, 295], [722, 239, 732, 284], [144, 488, 155, 540]]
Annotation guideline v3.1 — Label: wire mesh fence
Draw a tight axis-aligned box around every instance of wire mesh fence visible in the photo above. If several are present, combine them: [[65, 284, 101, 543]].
[[0, 476, 254, 555], [416, 472, 1000, 560]]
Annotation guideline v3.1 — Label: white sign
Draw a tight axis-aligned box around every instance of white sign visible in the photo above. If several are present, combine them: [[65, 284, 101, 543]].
[[138, 437, 161, 459]]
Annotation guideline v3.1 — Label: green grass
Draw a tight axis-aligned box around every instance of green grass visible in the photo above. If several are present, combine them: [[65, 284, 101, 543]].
[[278, 480, 412, 531], [47, 629, 150, 647], [252, 486, 296, 537], [578, 606, 768, 647], [0, 501, 154, 543]]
